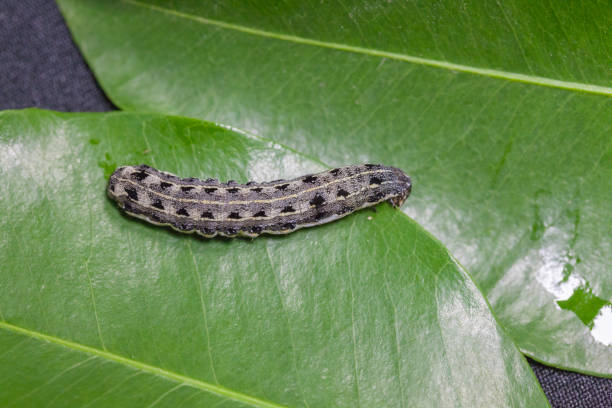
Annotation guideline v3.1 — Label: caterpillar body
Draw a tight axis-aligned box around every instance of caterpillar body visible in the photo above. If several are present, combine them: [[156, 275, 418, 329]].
[[107, 164, 411, 238]]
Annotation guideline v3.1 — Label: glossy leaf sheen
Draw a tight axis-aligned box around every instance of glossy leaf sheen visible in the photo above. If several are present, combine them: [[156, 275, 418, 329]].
[[139, 0, 610, 87], [56, 0, 612, 375], [0, 110, 548, 407]]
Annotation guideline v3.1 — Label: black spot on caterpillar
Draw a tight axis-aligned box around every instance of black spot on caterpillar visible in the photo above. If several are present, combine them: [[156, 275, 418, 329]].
[[369, 176, 382, 185], [281, 205, 295, 213], [310, 194, 326, 207], [124, 187, 138, 201], [201, 211, 214, 219], [107, 164, 411, 238], [131, 170, 148, 181], [337, 188, 350, 198]]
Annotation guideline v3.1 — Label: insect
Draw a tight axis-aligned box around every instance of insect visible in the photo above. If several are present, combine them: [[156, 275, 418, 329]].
[[107, 164, 411, 238]]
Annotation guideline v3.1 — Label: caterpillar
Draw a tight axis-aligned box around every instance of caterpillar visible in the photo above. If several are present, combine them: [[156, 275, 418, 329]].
[[107, 164, 411, 238]]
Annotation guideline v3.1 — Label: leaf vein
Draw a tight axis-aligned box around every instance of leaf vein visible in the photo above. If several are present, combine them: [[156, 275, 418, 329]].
[[0, 321, 288, 408], [120, 0, 612, 96], [186, 241, 219, 385]]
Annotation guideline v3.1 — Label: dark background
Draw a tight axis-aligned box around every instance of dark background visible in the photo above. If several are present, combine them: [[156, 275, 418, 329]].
[[1, 1, 611, 407]]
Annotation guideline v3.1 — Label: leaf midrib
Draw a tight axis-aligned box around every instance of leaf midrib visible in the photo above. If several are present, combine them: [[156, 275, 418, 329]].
[[121, 0, 612, 96], [0, 321, 287, 408]]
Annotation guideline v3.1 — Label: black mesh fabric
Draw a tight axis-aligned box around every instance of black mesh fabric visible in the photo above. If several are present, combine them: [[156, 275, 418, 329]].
[[0, 0, 114, 111], [530, 360, 612, 408], [1, 0, 611, 406]]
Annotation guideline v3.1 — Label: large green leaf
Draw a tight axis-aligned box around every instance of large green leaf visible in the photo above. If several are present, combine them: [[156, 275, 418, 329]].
[[0, 110, 548, 406], [56, 0, 612, 375]]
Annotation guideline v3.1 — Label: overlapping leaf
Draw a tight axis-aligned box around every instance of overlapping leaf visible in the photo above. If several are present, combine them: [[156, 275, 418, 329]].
[[56, 0, 612, 375]]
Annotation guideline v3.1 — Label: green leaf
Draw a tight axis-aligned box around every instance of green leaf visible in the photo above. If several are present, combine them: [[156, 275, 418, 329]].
[[0, 109, 547, 407], [56, 0, 612, 375]]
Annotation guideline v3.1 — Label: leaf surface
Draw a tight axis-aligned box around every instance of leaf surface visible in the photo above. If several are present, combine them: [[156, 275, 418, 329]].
[[56, 0, 612, 375], [0, 110, 548, 407]]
